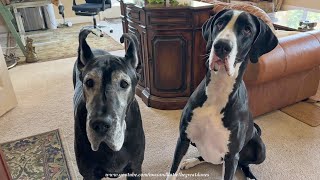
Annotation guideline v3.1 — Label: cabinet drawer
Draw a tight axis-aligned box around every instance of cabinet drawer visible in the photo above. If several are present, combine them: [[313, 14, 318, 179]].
[[147, 11, 191, 27]]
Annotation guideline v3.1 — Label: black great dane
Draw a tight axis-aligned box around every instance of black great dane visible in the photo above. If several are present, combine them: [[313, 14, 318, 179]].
[[167, 10, 278, 180], [73, 29, 145, 180]]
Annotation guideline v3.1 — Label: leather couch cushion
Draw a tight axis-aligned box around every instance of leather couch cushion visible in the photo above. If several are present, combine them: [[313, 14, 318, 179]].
[[244, 30, 320, 85], [309, 30, 320, 42]]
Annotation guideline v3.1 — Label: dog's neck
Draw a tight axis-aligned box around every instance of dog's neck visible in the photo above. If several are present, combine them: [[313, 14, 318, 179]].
[[204, 59, 249, 105], [234, 59, 249, 87]]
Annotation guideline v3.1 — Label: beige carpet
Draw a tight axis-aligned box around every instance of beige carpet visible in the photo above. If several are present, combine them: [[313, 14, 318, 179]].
[[1, 57, 320, 180]]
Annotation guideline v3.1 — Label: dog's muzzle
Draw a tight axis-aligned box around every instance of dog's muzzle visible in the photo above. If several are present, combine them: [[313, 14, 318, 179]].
[[86, 118, 126, 152], [210, 39, 233, 75]]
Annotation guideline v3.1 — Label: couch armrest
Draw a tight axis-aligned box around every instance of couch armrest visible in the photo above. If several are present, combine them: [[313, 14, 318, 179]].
[[244, 30, 320, 85]]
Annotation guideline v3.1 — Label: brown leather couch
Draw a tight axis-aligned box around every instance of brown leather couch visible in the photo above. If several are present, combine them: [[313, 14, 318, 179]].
[[206, 1, 320, 117], [244, 30, 320, 117]]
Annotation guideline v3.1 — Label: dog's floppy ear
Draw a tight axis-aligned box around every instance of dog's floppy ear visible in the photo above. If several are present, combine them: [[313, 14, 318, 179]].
[[77, 29, 94, 70], [202, 9, 229, 42], [248, 16, 278, 63], [120, 33, 139, 69]]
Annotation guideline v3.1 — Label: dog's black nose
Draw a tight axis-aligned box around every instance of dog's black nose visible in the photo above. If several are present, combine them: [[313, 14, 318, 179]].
[[214, 39, 232, 59], [90, 120, 111, 134]]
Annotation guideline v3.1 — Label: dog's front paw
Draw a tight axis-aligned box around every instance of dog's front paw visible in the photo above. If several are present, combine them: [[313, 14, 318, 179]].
[[180, 158, 203, 170]]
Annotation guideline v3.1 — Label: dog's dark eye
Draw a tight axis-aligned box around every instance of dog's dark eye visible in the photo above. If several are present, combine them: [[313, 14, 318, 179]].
[[243, 26, 252, 35], [85, 79, 94, 88], [120, 80, 129, 89], [216, 21, 224, 30]]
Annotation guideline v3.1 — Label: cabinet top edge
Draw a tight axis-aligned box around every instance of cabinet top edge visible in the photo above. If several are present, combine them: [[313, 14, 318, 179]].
[[121, 0, 214, 10]]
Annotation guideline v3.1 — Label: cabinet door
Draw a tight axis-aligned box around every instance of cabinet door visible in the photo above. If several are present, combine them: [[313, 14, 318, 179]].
[[148, 31, 192, 98], [0, 46, 17, 117]]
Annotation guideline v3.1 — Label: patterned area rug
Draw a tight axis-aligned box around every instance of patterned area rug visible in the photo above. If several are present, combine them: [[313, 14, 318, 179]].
[[0, 130, 71, 179], [11, 23, 124, 65]]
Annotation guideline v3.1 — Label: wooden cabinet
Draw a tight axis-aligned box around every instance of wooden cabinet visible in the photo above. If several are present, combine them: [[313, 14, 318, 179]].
[[121, 1, 213, 109]]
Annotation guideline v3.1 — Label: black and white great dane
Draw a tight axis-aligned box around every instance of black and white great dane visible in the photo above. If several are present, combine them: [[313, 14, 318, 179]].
[[73, 29, 145, 180], [167, 9, 278, 180]]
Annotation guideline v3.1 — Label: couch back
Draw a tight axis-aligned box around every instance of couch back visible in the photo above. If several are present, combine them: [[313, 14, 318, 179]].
[[202, 0, 275, 31]]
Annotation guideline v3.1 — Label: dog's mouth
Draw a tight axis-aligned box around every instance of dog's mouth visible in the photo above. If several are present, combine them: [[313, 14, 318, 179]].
[[89, 140, 121, 152], [87, 132, 125, 152], [210, 54, 231, 76], [85, 127, 105, 151], [210, 54, 230, 76], [90, 138, 103, 151], [211, 59, 228, 72]]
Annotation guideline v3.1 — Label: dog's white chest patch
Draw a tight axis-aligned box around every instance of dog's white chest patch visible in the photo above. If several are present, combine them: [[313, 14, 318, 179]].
[[186, 68, 239, 164], [186, 107, 230, 164]]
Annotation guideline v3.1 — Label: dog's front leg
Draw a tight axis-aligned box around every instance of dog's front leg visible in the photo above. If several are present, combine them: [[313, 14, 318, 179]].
[[167, 134, 190, 180], [223, 153, 239, 180], [126, 164, 142, 180]]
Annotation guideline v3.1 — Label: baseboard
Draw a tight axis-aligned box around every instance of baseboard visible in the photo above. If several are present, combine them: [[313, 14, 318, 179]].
[[281, 4, 320, 13], [56, 5, 121, 25]]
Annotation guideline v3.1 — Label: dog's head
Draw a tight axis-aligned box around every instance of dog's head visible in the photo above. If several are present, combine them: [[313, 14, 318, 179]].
[[77, 29, 139, 152], [202, 9, 278, 76]]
